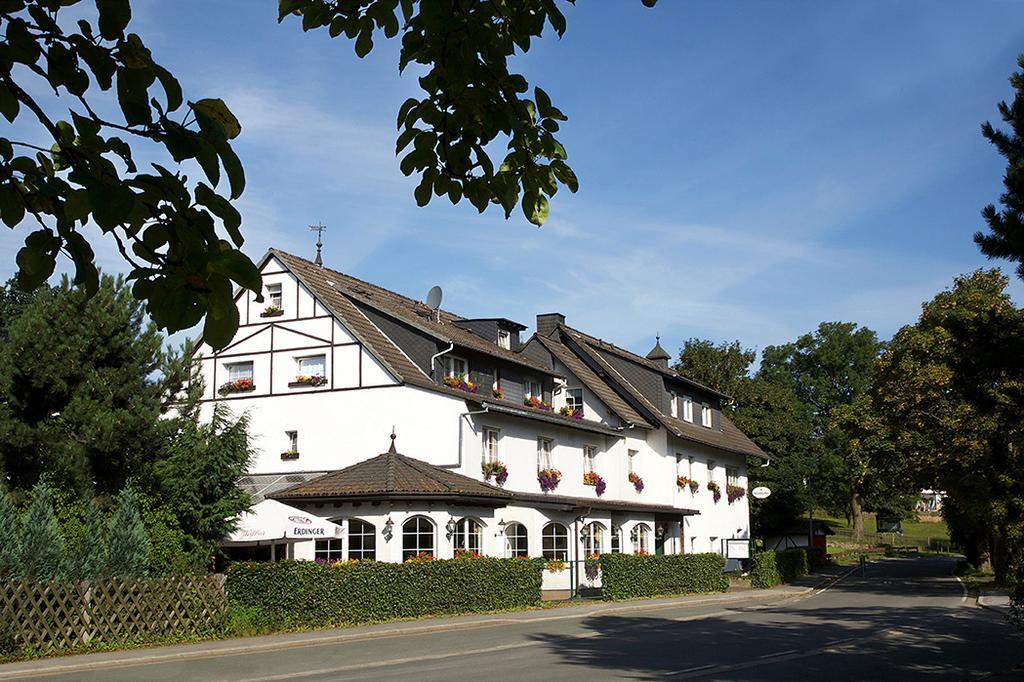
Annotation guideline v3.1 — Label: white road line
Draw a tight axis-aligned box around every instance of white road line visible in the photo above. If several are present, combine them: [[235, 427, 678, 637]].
[[759, 649, 798, 659], [955, 576, 968, 603], [666, 663, 717, 675]]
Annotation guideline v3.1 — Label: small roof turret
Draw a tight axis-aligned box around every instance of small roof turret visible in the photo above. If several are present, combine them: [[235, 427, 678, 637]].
[[646, 335, 671, 368]]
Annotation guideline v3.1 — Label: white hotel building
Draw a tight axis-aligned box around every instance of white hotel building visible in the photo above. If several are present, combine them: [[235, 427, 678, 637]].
[[199, 249, 766, 596]]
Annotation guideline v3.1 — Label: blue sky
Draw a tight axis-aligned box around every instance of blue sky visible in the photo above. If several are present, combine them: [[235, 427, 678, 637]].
[[4, 1, 1024, 359]]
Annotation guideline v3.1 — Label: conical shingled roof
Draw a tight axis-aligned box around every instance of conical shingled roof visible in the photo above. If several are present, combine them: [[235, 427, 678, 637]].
[[272, 435, 512, 503], [645, 335, 671, 362]]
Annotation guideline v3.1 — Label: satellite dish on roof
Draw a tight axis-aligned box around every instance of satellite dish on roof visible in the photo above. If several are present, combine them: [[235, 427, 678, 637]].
[[426, 286, 443, 311]]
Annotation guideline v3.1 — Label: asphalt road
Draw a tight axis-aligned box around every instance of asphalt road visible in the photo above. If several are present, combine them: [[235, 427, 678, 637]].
[[7, 556, 1023, 681]]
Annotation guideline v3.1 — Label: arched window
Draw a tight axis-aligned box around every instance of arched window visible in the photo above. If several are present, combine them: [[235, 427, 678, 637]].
[[402, 516, 435, 561], [610, 526, 621, 554], [632, 523, 651, 554], [348, 519, 376, 560], [582, 522, 604, 556], [542, 522, 569, 560], [505, 522, 528, 558], [454, 518, 483, 554]]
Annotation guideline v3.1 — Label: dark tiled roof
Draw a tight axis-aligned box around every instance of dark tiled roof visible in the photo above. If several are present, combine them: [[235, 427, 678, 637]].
[[476, 400, 625, 436], [513, 491, 698, 517], [271, 249, 551, 375], [272, 440, 512, 503], [532, 334, 653, 429]]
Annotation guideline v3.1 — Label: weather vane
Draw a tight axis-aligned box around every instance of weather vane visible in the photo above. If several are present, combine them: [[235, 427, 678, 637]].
[[309, 222, 327, 267]]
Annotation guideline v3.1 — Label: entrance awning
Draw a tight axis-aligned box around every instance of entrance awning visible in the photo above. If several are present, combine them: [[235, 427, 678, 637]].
[[222, 499, 343, 546]]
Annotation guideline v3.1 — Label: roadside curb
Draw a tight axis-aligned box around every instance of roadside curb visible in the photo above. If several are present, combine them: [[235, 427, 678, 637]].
[[0, 586, 813, 679]]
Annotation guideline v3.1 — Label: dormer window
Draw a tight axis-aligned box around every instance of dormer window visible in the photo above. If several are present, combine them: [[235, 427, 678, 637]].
[[524, 379, 542, 399], [497, 329, 511, 350], [441, 355, 468, 378], [566, 388, 583, 411], [701, 404, 712, 428], [682, 396, 693, 422]]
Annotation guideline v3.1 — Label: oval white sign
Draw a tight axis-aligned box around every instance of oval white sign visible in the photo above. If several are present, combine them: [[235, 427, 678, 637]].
[[751, 486, 772, 500]]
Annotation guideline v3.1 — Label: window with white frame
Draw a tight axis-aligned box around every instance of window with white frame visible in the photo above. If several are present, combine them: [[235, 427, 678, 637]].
[[537, 437, 554, 471], [689, 455, 695, 478], [314, 538, 342, 562], [542, 522, 568, 560], [633, 523, 651, 554], [267, 283, 283, 308], [297, 354, 325, 378], [524, 378, 542, 399], [227, 361, 253, 381], [682, 396, 693, 422], [627, 449, 638, 474], [505, 522, 528, 557], [727, 467, 739, 487], [348, 519, 376, 560], [441, 355, 468, 378], [582, 522, 604, 556], [676, 453, 684, 475], [565, 388, 584, 411], [610, 526, 621, 553], [454, 518, 483, 554], [482, 428, 500, 464], [286, 430, 298, 453], [707, 459, 716, 484], [584, 445, 597, 473], [497, 329, 511, 349], [670, 392, 678, 417], [701, 404, 712, 428], [402, 516, 435, 561]]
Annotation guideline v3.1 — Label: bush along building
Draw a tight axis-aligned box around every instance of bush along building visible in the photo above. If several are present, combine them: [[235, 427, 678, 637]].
[[199, 249, 766, 597]]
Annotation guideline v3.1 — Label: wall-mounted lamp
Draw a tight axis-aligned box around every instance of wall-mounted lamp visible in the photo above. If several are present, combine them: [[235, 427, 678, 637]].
[[383, 516, 394, 542], [446, 516, 457, 538]]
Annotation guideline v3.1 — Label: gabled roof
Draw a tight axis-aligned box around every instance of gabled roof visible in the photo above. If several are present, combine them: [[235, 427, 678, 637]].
[[272, 436, 512, 505], [270, 249, 551, 375]]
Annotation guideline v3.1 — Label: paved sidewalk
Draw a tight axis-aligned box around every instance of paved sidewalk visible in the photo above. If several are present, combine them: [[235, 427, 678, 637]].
[[979, 589, 1013, 620], [0, 585, 813, 679]]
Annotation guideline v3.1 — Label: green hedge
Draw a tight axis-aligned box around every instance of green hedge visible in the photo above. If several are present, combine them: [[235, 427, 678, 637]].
[[600, 553, 728, 600], [776, 549, 809, 583], [226, 557, 543, 628], [750, 550, 780, 589]]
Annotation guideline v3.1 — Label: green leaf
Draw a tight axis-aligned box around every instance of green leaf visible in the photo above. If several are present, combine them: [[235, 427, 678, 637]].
[[641, 0, 658, 6], [63, 231, 99, 296], [116, 66, 154, 126], [216, 142, 245, 199], [414, 172, 433, 207], [278, 0, 306, 22], [0, 82, 19, 123], [15, 229, 61, 290], [535, 87, 554, 119], [88, 181, 136, 231], [397, 98, 418, 129], [522, 189, 549, 226], [195, 183, 243, 246], [355, 26, 374, 58], [202, 275, 242, 350], [551, 162, 579, 193], [194, 139, 220, 187], [208, 246, 261, 293], [64, 189, 91, 222], [192, 98, 242, 140], [0, 183, 25, 227], [153, 64, 183, 112], [96, 0, 132, 40], [77, 41, 116, 90]]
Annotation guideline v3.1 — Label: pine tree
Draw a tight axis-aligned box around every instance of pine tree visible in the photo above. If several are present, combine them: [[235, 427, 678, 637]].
[[73, 498, 108, 581], [0, 485, 20, 579], [20, 480, 66, 582], [105, 485, 149, 578]]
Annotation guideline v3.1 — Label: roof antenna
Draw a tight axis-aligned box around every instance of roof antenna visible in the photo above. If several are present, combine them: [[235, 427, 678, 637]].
[[309, 222, 327, 267], [425, 285, 443, 323]]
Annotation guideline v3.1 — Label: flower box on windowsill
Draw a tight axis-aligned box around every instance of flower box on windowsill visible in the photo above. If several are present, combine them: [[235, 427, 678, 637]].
[[280, 450, 299, 461], [442, 374, 477, 394], [559, 406, 584, 420], [538, 468, 562, 492], [218, 379, 255, 395], [523, 396, 554, 412], [583, 471, 606, 496], [260, 306, 284, 318], [288, 375, 328, 388]]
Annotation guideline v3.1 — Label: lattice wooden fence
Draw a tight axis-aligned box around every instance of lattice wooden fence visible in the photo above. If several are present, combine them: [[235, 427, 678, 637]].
[[0, 575, 227, 651]]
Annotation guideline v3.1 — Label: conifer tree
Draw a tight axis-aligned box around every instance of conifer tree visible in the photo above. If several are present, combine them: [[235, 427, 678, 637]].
[[105, 485, 150, 578], [73, 498, 108, 582], [0, 485, 20, 580], [20, 480, 66, 582]]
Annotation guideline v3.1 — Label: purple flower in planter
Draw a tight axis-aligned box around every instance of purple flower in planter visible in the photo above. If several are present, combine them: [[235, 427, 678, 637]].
[[538, 468, 562, 492]]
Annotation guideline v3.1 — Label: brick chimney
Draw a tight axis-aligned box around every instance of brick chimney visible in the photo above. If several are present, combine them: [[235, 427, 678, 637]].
[[536, 313, 565, 338]]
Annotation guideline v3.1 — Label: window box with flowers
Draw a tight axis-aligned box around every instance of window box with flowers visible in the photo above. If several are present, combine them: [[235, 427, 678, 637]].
[[545, 559, 566, 573], [628, 472, 645, 493], [583, 471, 607, 496], [218, 378, 254, 395], [443, 373, 477, 394], [404, 551, 434, 563], [492, 387, 505, 400], [677, 476, 700, 495], [707, 481, 722, 503], [482, 460, 509, 486], [453, 548, 482, 560], [288, 374, 328, 388], [260, 305, 284, 318], [523, 396, 553, 412], [280, 450, 299, 461], [538, 468, 562, 492], [559, 406, 584, 420], [584, 553, 601, 581], [727, 484, 746, 504]]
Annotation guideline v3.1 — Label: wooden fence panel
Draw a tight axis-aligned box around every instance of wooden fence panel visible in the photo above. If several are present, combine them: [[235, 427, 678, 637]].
[[0, 575, 226, 651]]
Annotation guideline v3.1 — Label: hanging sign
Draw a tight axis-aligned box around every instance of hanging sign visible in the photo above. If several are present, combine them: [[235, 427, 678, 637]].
[[751, 486, 772, 500]]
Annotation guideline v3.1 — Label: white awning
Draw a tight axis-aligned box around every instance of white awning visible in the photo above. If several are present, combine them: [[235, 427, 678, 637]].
[[222, 499, 343, 545]]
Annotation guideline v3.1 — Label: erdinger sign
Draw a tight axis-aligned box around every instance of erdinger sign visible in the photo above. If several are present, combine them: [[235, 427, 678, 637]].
[[289, 515, 326, 537]]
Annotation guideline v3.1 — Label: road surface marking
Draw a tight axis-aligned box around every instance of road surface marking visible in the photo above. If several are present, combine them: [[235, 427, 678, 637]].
[[758, 649, 798, 659], [955, 576, 967, 603], [666, 664, 717, 674]]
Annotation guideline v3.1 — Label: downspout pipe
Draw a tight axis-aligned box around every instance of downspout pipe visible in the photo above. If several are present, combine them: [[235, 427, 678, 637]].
[[441, 403, 490, 470], [430, 341, 456, 378]]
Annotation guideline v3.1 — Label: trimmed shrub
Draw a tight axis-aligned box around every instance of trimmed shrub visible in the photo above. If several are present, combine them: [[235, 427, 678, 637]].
[[600, 553, 728, 600], [750, 550, 780, 589], [0, 485, 20, 580], [106, 485, 150, 578], [776, 549, 809, 583], [226, 557, 544, 628], [20, 480, 66, 582]]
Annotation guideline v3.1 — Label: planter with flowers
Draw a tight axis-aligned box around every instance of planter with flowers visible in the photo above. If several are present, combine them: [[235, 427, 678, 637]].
[[584, 553, 601, 581], [453, 548, 482, 560], [628, 472, 645, 493], [404, 551, 434, 563], [707, 481, 722, 503], [280, 450, 299, 461], [482, 460, 509, 486], [492, 387, 505, 400], [442, 373, 477, 393], [727, 484, 746, 504], [260, 305, 283, 318], [634, 549, 649, 556], [545, 559, 566, 573], [538, 468, 562, 492], [289, 374, 327, 388], [583, 471, 607, 496], [523, 396, 553, 412], [677, 475, 700, 495], [559, 406, 584, 420], [218, 378, 254, 395]]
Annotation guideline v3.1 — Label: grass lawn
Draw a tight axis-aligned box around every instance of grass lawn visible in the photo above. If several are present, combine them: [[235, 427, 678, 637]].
[[809, 511, 956, 556]]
